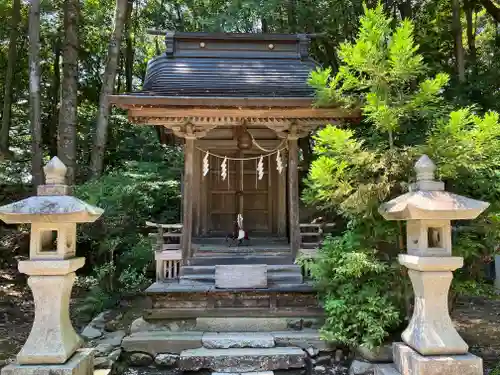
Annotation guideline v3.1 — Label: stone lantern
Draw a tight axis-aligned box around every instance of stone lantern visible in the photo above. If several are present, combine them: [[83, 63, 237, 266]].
[[0, 157, 103, 375], [378, 155, 488, 375]]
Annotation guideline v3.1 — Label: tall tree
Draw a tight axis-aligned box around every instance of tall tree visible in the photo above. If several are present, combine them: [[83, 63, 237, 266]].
[[58, 0, 79, 184], [125, 0, 134, 93], [28, 0, 44, 186], [90, 0, 130, 178], [452, 0, 466, 82], [0, 0, 21, 158], [48, 34, 62, 157], [465, 0, 477, 66]]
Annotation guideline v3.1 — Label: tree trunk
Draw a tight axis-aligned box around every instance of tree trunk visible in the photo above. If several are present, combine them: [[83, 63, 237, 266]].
[[479, 0, 500, 23], [28, 0, 44, 186], [261, 18, 268, 33], [452, 0, 466, 83], [0, 0, 21, 158], [90, 0, 129, 178], [116, 54, 124, 94], [398, 0, 413, 19], [287, 0, 297, 33], [124, 0, 134, 93], [58, 0, 79, 184], [48, 38, 61, 157], [465, 0, 477, 66]]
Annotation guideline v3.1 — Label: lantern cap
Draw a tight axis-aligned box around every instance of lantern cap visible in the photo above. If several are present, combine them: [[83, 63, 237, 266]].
[[44, 157, 67, 185], [379, 155, 489, 220], [0, 157, 104, 224], [415, 155, 436, 182]]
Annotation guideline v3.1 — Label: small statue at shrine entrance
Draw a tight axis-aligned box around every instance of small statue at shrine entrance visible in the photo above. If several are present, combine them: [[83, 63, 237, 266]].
[[225, 214, 249, 247]]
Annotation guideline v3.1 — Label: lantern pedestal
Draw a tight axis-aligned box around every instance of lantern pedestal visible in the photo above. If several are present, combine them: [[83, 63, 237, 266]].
[[391, 343, 482, 375], [399, 254, 468, 355], [16, 258, 85, 365], [2, 349, 94, 375]]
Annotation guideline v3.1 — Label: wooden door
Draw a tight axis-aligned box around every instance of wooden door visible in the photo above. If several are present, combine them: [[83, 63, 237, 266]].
[[207, 152, 273, 235], [241, 157, 271, 234], [208, 152, 238, 234]]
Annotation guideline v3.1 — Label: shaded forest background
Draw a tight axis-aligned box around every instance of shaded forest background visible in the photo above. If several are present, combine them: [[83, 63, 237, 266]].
[[1, 0, 500, 318]]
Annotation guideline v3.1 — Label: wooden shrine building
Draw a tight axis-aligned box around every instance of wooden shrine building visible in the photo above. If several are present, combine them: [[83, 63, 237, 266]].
[[111, 32, 357, 266]]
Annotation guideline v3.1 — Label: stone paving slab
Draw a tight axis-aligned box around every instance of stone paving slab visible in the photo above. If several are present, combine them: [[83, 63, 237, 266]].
[[212, 372, 274, 375], [215, 265, 268, 289], [373, 364, 400, 375], [202, 333, 275, 349], [179, 347, 306, 372], [121, 332, 203, 355], [196, 318, 288, 332], [271, 331, 333, 351]]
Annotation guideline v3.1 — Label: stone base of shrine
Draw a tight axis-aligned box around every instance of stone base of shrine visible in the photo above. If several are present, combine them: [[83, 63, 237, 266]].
[[1, 349, 94, 375], [144, 281, 323, 321], [372, 343, 482, 375]]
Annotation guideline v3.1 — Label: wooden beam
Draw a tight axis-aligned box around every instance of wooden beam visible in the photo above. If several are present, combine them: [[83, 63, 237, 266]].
[[181, 135, 195, 263], [288, 130, 300, 259], [197, 139, 281, 148], [128, 106, 357, 120], [110, 95, 317, 108]]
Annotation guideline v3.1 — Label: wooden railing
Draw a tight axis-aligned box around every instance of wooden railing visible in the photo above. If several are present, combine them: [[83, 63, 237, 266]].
[[299, 223, 334, 279], [146, 221, 183, 281]]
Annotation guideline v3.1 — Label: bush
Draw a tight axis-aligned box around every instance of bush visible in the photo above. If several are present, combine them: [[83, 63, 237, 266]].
[[74, 159, 181, 318], [308, 231, 404, 349]]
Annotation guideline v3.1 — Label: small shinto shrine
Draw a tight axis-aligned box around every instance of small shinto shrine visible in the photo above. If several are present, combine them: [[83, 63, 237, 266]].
[[111, 32, 357, 323], [111, 32, 356, 264]]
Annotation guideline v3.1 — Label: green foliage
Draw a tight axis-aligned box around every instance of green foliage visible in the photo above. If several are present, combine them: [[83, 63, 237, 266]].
[[309, 232, 402, 349], [309, 3, 449, 149], [74, 159, 181, 317], [306, 2, 500, 349]]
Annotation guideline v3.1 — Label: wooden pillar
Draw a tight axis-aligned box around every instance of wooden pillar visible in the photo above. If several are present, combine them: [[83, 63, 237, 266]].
[[237, 150, 244, 215], [288, 129, 300, 259], [181, 135, 195, 263], [277, 154, 287, 237]]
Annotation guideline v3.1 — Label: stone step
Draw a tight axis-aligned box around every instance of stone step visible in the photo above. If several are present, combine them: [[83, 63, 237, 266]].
[[189, 256, 295, 266], [202, 333, 275, 349], [196, 317, 289, 332], [179, 272, 303, 285], [195, 250, 290, 257], [181, 265, 302, 276], [144, 307, 324, 321], [122, 331, 203, 356], [179, 347, 306, 372]]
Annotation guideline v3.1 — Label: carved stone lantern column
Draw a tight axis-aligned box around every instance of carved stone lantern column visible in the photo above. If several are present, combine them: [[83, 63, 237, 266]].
[[0, 157, 103, 375], [379, 155, 488, 375]]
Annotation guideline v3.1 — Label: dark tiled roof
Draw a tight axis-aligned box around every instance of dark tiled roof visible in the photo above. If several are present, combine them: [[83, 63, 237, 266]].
[[142, 56, 317, 97], [139, 32, 319, 98]]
